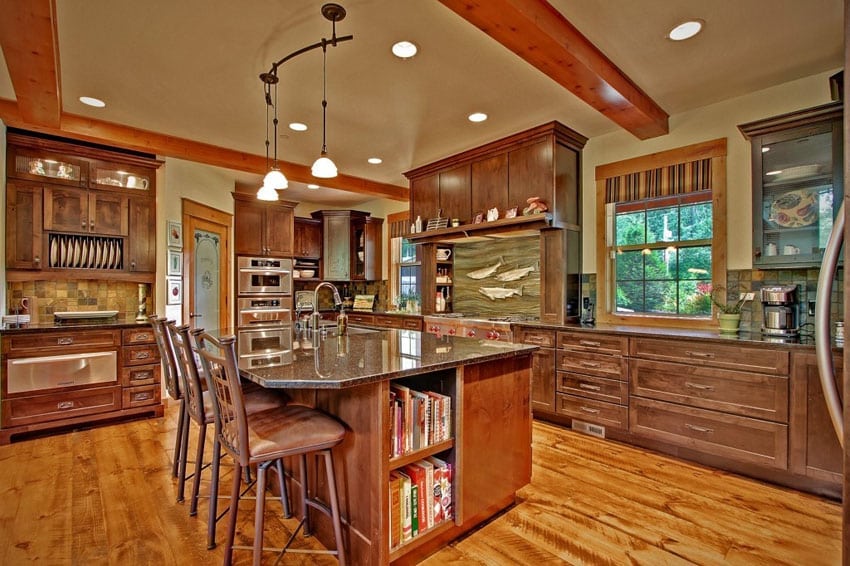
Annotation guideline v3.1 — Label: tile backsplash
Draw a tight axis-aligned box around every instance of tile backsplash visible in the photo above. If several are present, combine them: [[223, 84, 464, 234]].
[[6, 280, 150, 321]]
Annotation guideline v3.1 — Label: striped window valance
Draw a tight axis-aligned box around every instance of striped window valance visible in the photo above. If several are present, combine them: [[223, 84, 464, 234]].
[[604, 157, 712, 204]]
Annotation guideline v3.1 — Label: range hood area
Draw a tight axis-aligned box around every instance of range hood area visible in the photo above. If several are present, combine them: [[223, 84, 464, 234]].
[[405, 214, 553, 244]]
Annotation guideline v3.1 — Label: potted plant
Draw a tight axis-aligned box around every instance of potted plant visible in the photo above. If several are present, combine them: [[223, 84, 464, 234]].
[[710, 286, 751, 334]]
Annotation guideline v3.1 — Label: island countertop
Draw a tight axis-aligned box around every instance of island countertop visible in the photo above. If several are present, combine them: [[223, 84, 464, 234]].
[[227, 327, 536, 389]]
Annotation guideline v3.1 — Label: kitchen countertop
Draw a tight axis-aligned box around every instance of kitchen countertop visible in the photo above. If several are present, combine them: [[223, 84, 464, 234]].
[[0, 317, 152, 333], [211, 327, 535, 390]]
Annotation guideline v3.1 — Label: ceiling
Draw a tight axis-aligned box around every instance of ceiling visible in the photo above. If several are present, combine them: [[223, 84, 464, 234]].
[[0, 0, 843, 207]]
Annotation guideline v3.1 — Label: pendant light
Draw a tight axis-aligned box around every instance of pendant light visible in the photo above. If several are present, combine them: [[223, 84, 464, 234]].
[[257, 74, 287, 201], [311, 42, 338, 178]]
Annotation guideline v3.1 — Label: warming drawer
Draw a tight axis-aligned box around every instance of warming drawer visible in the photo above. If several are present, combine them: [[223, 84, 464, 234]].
[[6, 351, 118, 394]]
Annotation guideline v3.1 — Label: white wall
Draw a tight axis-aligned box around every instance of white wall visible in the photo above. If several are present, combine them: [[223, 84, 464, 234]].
[[581, 69, 840, 273]]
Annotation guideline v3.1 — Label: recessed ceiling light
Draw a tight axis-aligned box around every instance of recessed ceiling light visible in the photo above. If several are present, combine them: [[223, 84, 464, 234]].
[[307, 184, 320, 189], [289, 122, 308, 131], [391, 41, 418, 59], [468, 112, 488, 123], [766, 170, 783, 176], [367, 157, 382, 164], [79, 96, 106, 108], [667, 20, 703, 41], [762, 146, 771, 153]]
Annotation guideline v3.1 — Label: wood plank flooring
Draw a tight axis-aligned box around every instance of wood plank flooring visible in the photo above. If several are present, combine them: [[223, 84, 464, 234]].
[[0, 401, 841, 565]]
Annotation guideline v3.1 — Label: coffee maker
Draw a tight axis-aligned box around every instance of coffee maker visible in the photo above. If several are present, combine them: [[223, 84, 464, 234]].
[[760, 285, 799, 337]]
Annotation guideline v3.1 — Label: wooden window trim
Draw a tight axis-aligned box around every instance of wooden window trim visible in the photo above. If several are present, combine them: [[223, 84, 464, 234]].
[[387, 210, 410, 306], [595, 140, 727, 329]]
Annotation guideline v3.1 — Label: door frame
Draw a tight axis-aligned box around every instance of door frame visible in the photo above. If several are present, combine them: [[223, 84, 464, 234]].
[[181, 198, 231, 331]]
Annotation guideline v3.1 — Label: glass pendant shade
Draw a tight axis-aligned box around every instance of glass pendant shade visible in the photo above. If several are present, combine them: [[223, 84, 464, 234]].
[[311, 154, 338, 178], [256, 182, 279, 201], [263, 167, 288, 190]]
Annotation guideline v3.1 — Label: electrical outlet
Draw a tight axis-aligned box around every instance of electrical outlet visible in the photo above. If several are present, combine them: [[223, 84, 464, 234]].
[[744, 292, 755, 301], [808, 301, 816, 317]]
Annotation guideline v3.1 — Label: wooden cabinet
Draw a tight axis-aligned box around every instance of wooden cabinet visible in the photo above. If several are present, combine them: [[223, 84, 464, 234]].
[[5, 182, 43, 270], [540, 227, 581, 323], [438, 164, 472, 223], [127, 197, 156, 272], [311, 210, 382, 281], [470, 154, 509, 218], [233, 193, 295, 257], [43, 186, 129, 236], [119, 327, 162, 410], [410, 173, 440, 228], [739, 101, 843, 268], [514, 326, 556, 415], [7, 143, 88, 187], [293, 217, 322, 258]]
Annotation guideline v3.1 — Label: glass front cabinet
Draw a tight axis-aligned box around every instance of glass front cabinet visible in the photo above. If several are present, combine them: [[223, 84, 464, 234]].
[[740, 101, 843, 268]]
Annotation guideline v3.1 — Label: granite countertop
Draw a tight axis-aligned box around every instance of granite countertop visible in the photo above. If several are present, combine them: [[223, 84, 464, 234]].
[[0, 317, 151, 333], [219, 327, 535, 390]]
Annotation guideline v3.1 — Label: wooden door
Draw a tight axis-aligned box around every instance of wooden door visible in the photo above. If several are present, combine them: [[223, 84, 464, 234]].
[[364, 216, 383, 281], [127, 197, 156, 272], [183, 199, 231, 331], [5, 182, 43, 270], [323, 214, 351, 281], [264, 204, 294, 256], [439, 163, 471, 223], [410, 173, 439, 225], [509, 139, 553, 210], [471, 154, 509, 218], [43, 186, 88, 233], [294, 218, 322, 258], [233, 198, 264, 256], [89, 192, 129, 236]]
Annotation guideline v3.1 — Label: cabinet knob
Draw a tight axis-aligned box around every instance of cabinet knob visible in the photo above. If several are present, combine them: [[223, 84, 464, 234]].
[[131, 261, 136, 269], [34, 256, 41, 264], [89, 220, 94, 229], [81, 221, 87, 228]]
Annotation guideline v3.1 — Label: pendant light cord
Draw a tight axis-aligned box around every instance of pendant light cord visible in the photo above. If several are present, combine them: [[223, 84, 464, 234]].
[[264, 82, 271, 169], [273, 79, 279, 167], [321, 43, 328, 155]]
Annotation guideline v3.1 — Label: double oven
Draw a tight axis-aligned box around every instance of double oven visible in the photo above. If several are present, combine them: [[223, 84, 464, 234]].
[[236, 256, 293, 370]]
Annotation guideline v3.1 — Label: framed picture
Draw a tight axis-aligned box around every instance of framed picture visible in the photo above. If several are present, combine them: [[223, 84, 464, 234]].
[[167, 250, 182, 276], [166, 220, 183, 249], [473, 212, 484, 224], [167, 277, 183, 305]]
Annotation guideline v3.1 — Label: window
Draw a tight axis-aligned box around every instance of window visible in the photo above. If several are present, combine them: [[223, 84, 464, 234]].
[[387, 211, 420, 312], [595, 139, 727, 328]]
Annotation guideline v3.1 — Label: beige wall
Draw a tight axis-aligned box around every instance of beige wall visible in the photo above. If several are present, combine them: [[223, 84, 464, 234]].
[[581, 69, 840, 273]]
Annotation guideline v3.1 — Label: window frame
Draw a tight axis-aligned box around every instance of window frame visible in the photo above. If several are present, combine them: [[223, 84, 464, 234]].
[[387, 210, 421, 312], [595, 138, 728, 329]]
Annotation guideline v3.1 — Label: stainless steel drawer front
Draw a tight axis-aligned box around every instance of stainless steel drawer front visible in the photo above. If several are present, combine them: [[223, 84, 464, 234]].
[[7, 351, 118, 394]]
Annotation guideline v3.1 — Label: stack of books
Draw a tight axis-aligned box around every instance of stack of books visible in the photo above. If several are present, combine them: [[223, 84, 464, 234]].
[[389, 456, 453, 550], [389, 383, 451, 458]]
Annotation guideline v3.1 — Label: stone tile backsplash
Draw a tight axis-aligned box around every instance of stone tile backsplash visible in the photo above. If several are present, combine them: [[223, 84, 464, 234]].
[[6, 280, 150, 321]]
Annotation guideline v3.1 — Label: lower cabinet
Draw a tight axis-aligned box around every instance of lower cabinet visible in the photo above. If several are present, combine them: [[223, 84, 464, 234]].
[[514, 326, 556, 414]]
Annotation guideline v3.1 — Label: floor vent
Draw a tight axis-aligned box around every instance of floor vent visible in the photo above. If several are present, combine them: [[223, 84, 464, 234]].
[[572, 420, 606, 439]]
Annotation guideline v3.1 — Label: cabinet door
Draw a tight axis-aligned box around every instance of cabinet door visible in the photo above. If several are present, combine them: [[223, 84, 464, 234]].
[[323, 215, 351, 280], [127, 197, 156, 272], [410, 173, 439, 224], [509, 139, 553, 209], [89, 192, 129, 236], [471, 154, 509, 218], [264, 205, 294, 256], [5, 183, 44, 269], [363, 217, 383, 281], [294, 218, 322, 258], [234, 200, 265, 256], [439, 164, 471, 223], [531, 347, 556, 414], [44, 186, 88, 233]]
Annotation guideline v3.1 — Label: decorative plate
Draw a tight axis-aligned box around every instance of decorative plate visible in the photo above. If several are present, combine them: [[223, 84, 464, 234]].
[[768, 189, 818, 228], [54, 310, 119, 320]]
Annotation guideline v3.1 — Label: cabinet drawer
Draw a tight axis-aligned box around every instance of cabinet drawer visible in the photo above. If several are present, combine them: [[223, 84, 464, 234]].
[[122, 327, 155, 345], [558, 372, 628, 405], [558, 331, 627, 355], [557, 393, 628, 430], [121, 364, 161, 387], [631, 359, 788, 422], [401, 317, 422, 331], [630, 337, 789, 376], [630, 397, 788, 469], [4, 329, 121, 355], [122, 344, 160, 366], [373, 315, 404, 329], [348, 313, 375, 326], [123, 384, 161, 409], [556, 350, 627, 380], [516, 327, 556, 348], [1, 385, 122, 428]]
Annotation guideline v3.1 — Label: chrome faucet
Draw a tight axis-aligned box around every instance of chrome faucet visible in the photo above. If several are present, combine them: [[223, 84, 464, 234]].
[[310, 282, 343, 337]]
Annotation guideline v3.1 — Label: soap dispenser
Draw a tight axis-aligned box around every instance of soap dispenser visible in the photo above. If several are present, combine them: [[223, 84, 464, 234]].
[[337, 306, 348, 335]]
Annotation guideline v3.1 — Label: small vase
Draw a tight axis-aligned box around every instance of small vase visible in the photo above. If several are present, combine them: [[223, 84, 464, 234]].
[[717, 313, 741, 334]]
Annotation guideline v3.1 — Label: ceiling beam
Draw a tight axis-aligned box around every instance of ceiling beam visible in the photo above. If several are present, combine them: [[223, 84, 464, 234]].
[[0, 98, 408, 201], [0, 0, 61, 127], [438, 0, 669, 139]]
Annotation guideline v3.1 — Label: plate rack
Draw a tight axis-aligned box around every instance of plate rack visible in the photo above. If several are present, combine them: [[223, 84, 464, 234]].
[[48, 233, 124, 270]]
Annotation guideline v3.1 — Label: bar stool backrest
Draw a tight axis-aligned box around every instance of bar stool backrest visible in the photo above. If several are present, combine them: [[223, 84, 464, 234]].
[[166, 322, 207, 425], [195, 332, 250, 467], [149, 315, 182, 401]]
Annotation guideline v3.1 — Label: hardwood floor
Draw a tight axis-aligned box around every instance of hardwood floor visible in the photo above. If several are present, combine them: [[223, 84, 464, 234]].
[[0, 402, 841, 565]]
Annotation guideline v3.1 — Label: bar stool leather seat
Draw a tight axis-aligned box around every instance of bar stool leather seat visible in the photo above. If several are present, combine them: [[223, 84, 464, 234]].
[[247, 404, 345, 459]]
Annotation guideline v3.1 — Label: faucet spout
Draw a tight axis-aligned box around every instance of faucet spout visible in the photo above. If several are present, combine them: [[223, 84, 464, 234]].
[[310, 282, 342, 337]]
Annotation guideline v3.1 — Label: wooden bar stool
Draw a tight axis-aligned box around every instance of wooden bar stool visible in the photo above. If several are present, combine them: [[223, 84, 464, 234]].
[[196, 332, 347, 566], [149, 315, 187, 499], [166, 322, 290, 550]]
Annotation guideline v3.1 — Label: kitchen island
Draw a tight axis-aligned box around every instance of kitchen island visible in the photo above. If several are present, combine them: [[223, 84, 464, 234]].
[[232, 326, 536, 565]]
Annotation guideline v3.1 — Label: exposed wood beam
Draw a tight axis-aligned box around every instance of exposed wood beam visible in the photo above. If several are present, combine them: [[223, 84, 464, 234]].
[[0, 0, 61, 127], [438, 0, 669, 139], [0, 98, 408, 201]]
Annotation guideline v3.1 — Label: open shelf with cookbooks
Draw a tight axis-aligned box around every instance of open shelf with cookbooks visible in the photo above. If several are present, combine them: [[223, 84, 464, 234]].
[[387, 370, 457, 556]]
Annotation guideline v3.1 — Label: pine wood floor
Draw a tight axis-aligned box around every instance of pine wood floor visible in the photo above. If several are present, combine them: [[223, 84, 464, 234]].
[[0, 401, 841, 565]]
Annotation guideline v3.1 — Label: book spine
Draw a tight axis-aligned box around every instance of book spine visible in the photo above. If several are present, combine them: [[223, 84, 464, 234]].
[[410, 484, 419, 537]]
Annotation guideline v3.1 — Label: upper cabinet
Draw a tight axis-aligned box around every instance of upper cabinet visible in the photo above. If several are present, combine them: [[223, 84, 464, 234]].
[[293, 217, 322, 259], [5, 131, 161, 280], [232, 193, 295, 257], [311, 210, 383, 281], [740, 102, 843, 268]]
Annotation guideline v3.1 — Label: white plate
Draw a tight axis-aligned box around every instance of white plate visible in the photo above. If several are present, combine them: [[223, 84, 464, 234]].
[[54, 310, 119, 320], [80, 239, 89, 267], [73, 239, 81, 267], [106, 241, 114, 268], [50, 238, 58, 266]]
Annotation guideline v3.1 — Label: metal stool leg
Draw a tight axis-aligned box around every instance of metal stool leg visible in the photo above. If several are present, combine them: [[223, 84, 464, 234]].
[[300, 453, 310, 536], [189, 422, 207, 516], [224, 463, 241, 566], [324, 449, 346, 566], [207, 436, 222, 550], [172, 399, 186, 478], [274, 458, 291, 518], [253, 463, 268, 566]]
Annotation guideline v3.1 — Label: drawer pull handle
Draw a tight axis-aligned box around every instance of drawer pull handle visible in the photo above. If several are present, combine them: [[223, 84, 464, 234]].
[[135, 352, 151, 360], [685, 381, 715, 391], [132, 371, 153, 381], [57, 401, 74, 410], [57, 337, 74, 345], [578, 383, 601, 391], [685, 423, 714, 433], [579, 361, 601, 368], [134, 333, 149, 341], [527, 337, 545, 344], [579, 406, 600, 414], [686, 351, 715, 359], [579, 340, 601, 347], [133, 392, 154, 401], [57, 380, 74, 387]]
